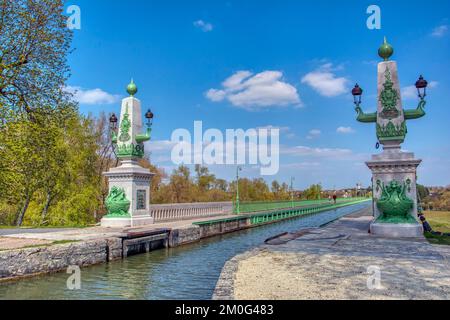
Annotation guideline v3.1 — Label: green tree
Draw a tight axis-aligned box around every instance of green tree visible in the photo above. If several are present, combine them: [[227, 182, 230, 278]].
[[303, 184, 323, 200], [417, 184, 430, 201], [195, 165, 216, 192], [169, 165, 195, 203], [0, 0, 72, 121]]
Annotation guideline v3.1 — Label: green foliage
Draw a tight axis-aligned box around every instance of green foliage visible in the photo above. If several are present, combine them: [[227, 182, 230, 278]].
[[0, 0, 72, 121], [425, 233, 450, 246], [303, 184, 323, 200], [0, 111, 102, 227], [417, 184, 430, 201]]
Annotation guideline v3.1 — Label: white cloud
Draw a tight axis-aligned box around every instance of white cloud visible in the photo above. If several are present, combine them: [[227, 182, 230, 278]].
[[194, 20, 213, 32], [146, 140, 177, 152], [282, 162, 321, 169], [301, 63, 349, 97], [205, 89, 226, 102], [257, 125, 291, 133], [402, 81, 438, 100], [66, 86, 121, 105], [206, 70, 301, 110], [306, 129, 321, 140], [337, 126, 356, 134], [282, 145, 353, 159], [431, 25, 448, 38]]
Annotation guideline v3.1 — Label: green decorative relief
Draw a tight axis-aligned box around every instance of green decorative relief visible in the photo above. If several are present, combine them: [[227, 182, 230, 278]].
[[117, 143, 145, 158], [376, 180, 416, 224], [377, 121, 407, 141], [105, 187, 131, 217], [379, 67, 400, 120], [118, 106, 131, 143]]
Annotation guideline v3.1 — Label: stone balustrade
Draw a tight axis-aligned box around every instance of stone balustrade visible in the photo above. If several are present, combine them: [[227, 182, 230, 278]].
[[151, 202, 233, 222]]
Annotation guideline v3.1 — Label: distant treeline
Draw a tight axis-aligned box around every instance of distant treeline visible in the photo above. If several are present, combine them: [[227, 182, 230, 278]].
[[421, 185, 450, 212]]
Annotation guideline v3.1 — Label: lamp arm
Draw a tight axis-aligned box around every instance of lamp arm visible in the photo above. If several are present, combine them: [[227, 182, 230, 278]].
[[404, 99, 426, 120], [135, 127, 152, 143], [355, 104, 377, 123], [111, 130, 118, 144]]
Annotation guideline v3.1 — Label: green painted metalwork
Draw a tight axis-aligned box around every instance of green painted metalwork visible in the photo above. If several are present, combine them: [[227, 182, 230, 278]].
[[127, 79, 138, 97], [233, 199, 339, 214], [354, 40, 427, 145], [135, 127, 152, 143], [378, 37, 394, 61], [118, 106, 131, 143], [404, 99, 426, 120], [375, 180, 415, 224], [355, 106, 377, 123], [246, 199, 369, 226], [105, 187, 131, 217], [110, 80, 154, 160], [376, 121, 407, 141], [117, 143, 145, 158], [193, 198, 370, 227]]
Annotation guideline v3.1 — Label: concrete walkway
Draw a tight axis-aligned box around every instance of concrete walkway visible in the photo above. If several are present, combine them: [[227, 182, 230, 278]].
[[214, 208, 450, 300]]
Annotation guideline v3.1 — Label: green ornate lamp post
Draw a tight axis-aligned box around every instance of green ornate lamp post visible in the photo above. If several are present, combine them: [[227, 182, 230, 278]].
[[290, 177, 295, 208], [101, 80, 156, 228], [235, 166, 242, 214], [352, 38, 429, 237]]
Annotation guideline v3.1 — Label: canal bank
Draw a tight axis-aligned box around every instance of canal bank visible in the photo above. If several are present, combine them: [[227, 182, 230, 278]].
[[213, 207, 450, 300], [0, 202, 370, 299]]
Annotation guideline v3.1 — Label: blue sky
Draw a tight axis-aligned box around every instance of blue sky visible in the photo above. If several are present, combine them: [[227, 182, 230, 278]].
[[65, 0, 450, 189]]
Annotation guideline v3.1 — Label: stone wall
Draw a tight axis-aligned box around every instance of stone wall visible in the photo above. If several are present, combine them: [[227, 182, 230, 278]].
[[168, 225, 201, 247], [0, 238, 121, 280]]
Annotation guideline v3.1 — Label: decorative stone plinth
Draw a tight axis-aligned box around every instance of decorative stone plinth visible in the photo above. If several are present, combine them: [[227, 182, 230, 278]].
[[370, 222, 423, 238], [101, 160, 155, 228], [367, 149, 423, 238]]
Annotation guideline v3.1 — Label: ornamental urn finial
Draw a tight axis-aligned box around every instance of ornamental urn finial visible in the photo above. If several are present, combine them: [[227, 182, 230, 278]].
[[127, 79, 138, 97], [378, 37, 394, 61]]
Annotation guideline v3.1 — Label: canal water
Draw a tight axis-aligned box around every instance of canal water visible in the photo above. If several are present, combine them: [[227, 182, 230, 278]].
[[0, 202, 370, 300]]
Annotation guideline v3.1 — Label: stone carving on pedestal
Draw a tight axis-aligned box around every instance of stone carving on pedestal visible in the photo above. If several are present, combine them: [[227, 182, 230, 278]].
[[352, 38, 429, 238], [101, 80, 155, 228]]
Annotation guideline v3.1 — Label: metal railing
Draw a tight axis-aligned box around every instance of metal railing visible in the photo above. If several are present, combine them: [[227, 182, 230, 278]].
[[233, 197, 368, 214]]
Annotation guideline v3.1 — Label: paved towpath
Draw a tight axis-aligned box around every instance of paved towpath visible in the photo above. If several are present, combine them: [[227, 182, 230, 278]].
[[214, 208, 450, 300], [0, 215, 239, 250]]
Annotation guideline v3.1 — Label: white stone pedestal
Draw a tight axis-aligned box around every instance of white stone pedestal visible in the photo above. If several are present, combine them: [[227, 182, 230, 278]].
[[367, 148, 423, 238], [370, 222, 423, 238], [101, 160, 155, 228]]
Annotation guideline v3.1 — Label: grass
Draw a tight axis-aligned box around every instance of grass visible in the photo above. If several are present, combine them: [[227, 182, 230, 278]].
[[425, 233, 450, 246], [424, 211, 450, 233], [424, 211, 450, 245]]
